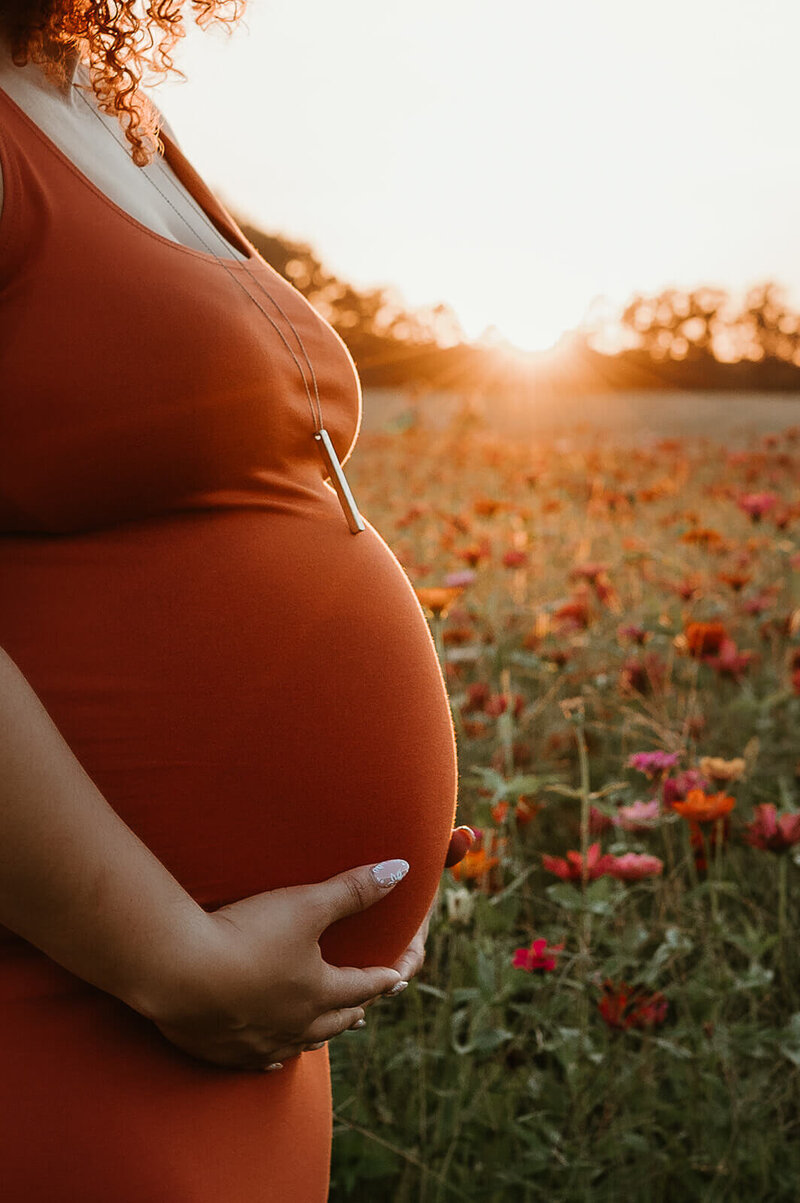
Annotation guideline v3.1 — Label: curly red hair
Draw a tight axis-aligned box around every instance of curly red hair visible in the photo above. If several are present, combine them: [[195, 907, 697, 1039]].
[[0, 0, 246, 166]]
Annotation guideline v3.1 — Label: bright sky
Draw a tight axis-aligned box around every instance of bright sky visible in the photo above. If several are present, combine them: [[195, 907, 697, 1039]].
[[154, 0, 800, 352]]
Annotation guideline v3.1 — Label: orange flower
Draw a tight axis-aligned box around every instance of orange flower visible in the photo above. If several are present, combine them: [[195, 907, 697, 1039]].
[[473, 496, 504, 517], [684, 621, 727, 658], [490, 796, 540, 826], [449, 847, 499, 883], [457, 541, 491, 568], [672, 788, 736, 823], [414, 585, 464, 619], [680, 527, 726, 549], [717, 570, 752, 592], [442, 625, 475, 646], [553, 594, 591, 630]]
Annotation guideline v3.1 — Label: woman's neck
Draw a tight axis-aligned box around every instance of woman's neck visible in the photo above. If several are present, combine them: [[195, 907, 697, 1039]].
[[0, 27, 83, 101]]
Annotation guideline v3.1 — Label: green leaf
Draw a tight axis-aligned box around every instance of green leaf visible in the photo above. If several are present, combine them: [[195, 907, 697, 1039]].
[[545, 877, 622, 916], [651, 1037, 693, 1060], [416, 982, 448, 1000], [451, 987, 481, 1004], [471, 1027, 514, 1052], [779, 1013, 800, 1068], [732, 963, 774, 991]]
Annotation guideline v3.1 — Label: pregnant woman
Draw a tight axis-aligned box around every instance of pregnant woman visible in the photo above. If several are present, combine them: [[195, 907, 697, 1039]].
[[0, 7, 469, 1200]]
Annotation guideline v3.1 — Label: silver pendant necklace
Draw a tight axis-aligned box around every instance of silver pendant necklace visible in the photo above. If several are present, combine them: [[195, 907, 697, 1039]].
[[72, 79, 365, 534]]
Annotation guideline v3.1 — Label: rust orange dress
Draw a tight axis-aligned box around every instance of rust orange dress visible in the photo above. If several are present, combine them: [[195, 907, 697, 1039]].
[[0, 84, 458, 1200]]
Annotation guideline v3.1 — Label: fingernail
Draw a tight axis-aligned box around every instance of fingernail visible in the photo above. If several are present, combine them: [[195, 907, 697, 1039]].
[[384, 980, 409, 997], [350, 1018, 366, 1030], [371, 859, 410, 887], [263, 1062, 284, 1072], [305, 1041, 326, 1051]]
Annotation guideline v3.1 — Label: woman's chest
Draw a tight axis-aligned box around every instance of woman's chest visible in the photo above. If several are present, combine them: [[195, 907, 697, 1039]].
[[0, 69, 245, 259]]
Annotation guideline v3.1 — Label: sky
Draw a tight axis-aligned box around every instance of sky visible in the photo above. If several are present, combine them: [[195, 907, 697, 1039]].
[[153, 0, 800, 353]]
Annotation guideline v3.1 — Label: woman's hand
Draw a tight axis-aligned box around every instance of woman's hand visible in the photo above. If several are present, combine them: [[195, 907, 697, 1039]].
[[146, 860, 409, 1072], [363, 825, 476, 1011]]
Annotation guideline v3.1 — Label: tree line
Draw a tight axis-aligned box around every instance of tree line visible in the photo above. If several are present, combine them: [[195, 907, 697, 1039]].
[[237, 218, 800, 396]]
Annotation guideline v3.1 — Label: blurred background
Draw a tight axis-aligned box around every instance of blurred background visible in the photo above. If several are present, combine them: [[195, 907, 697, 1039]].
[[155, 0, 800, 435]]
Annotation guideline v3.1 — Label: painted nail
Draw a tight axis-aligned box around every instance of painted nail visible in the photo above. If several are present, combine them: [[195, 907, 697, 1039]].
[[384, 979, 409, 997], [371, 859, 410, 887]]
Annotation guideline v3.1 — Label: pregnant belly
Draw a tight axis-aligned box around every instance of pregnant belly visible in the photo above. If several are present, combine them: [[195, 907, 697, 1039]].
[[0, 505, 458, 971]]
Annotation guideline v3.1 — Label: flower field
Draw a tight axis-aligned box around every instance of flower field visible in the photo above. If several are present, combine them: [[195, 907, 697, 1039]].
[[328, 402, 800, 1202]]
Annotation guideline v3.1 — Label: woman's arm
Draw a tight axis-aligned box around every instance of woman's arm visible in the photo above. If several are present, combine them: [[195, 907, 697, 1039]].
[[0, 645, 404, 1069], [0, 645, 218, 1017]]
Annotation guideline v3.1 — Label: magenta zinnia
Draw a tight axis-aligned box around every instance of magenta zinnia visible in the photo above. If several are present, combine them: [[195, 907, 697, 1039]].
[[511, 937, 564, 973], [627, 750, 680, 778], [743, 803, 800, 853]]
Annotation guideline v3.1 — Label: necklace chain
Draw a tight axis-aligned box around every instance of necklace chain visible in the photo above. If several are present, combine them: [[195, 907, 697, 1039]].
[[72, 80, 324, 431], [70, 77, 366, 532]]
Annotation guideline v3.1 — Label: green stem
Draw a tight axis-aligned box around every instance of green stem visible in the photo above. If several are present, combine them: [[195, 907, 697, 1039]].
[[432, 614, 446, 674], [778, 853, 788, 945]]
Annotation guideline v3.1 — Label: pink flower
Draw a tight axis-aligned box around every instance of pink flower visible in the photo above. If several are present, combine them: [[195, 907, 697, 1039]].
[[511, 937, 564, 973], [614, 799, 662, 832], [736, 492, 778, 522], [627, 750, 680, 778], [743, 803, 800, 853], [742, 593, 774, 616], [703, 638, 756, 682], [444, 569, 477, 588], [542, 843, 615, 882], [606, 853, 664, 882]]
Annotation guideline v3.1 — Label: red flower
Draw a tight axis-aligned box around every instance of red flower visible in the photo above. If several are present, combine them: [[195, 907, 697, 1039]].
[[502, 549, 528, 569], [743, 803, 800, 853], [460, 682, 491, 714], [589, 805, 614, 834], [553, 594, 591, 630], [484, 691, 526, 718], [511, 937, 564, 974], [541, 842, 615, 882], [598, 981, 668, 1030], [684, 621, 727, 658]]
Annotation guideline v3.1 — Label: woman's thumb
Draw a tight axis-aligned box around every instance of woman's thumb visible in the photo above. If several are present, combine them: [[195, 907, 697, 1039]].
[[314, 859, 410, 930]]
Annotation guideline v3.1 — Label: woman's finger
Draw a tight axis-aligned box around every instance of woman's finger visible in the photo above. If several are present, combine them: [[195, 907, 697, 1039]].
[[300, 1006, 367, 1045], [444, 825, 476, 868]]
